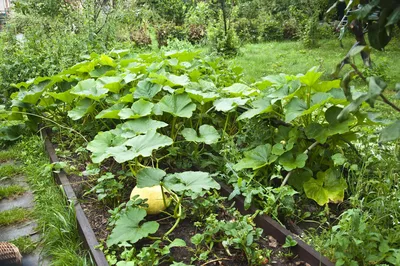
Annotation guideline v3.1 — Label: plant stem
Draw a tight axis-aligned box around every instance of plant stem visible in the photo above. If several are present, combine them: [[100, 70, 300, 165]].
[[163, 193, 182, 239], [380, 94, 400, 113], [7, 111, 88, 143], [201, 258, 231, 266], [222, 112, 230, 140], [170, 116, 177, 141]]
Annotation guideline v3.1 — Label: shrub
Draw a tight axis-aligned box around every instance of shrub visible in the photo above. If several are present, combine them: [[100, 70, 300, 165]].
[[187, 24, 206, 44]]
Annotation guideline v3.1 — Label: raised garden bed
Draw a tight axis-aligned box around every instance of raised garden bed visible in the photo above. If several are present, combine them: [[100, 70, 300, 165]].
[[43, 129, 333, 266]]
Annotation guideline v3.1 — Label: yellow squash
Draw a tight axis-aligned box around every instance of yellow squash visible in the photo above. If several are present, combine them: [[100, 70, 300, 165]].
[[130, 185, 171, 215]]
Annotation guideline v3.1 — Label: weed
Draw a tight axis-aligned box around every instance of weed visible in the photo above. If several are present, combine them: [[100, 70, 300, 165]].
[[0, 185, 26, 199], [0, 208, 32, 226]]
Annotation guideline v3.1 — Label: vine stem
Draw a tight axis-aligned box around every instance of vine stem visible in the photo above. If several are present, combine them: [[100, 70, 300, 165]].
[[162, 192, 182, 239], [200, 258, 231, 266], [6, 111, 88, 143], [281, 141, 319, 187]]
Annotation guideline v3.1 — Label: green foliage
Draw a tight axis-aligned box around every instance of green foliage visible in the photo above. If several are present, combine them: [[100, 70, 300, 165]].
[[191, 208, 270, 265], [86, 172, 124, 205]]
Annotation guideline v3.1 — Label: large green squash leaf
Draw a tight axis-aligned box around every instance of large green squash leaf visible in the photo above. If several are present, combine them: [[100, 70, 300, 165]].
[[134, 79, 162, 99], [181, 125, 220, 144], [137, 168, 167, 188], [48, 90, 77, 104], [97, 76, 124, 93], [379, 120, 400, 142], [117, 118, 168, 138], [68, 98, 95, 120], [70, 79, 108, 101], [234, 144, 278, 171], [107, 208, 159, 246], [222, 83, 257, 97], [237, 97, 273, 120], [279, 152, 308, 171], [118, 99, 154, 119], [303, 168, 347, 206], [213, 97, 248, 112], [164, 171, 220, 194], [96, 103, 125, 119], [17, 81, 51, 104], [87, 131, 126, 163], [157, 93, 196, 118]]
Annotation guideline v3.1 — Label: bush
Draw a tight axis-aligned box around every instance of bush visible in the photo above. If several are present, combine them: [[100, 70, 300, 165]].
[[258, 14, 284, 42], [156, 22, 186, 47], [207, 24, 240, 56], [187, 24, 206, 44]]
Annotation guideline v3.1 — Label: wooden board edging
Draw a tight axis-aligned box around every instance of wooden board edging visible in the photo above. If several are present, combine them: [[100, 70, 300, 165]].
[[42, 130, 109, 266], [219, 182, 334, 266]]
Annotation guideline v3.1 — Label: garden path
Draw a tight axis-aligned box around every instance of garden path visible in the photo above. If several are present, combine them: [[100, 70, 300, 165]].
[[0, 160, 49, 266]]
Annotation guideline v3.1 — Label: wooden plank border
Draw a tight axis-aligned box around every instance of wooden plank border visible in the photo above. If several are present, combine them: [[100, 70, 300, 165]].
[[42, 130, 109, 266], [219, 182, 334, 266]]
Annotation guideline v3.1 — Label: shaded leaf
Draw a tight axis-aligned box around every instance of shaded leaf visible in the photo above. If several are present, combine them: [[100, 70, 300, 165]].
[[137, 168, 167, 188], [234, 144, 278, 170]]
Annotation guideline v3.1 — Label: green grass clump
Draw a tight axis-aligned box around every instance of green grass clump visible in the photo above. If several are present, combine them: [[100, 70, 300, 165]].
[[0, 164, 23, 178], [0, 185, 26, 199], [0, 150, 18, 162], [0, 208, 32, 226], [10, 236, 37, 255]]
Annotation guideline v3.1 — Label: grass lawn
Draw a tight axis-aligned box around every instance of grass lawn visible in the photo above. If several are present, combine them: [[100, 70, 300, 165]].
[[233, 37, 400, 86]]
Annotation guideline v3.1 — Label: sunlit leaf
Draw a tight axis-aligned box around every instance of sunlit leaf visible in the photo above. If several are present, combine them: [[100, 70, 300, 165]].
[[213, 97, 248, 112], [303, 168, 347, 206], [71, 79, 108, 101], [164, 171, 220, 194], [157, 93, 196, 118], [119, 99, 154, 119], [134, 79, 162, 99], [137, 168, 167, 188]]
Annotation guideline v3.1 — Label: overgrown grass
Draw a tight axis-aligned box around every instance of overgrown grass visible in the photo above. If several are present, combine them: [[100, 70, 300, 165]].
[[10, 136, 93, 265], [233, 38, 400, 86], [10, 236, 37, 255], [0, 185, 26, 199], [0, 208, 32, 226], [0, 164, 23, 178]]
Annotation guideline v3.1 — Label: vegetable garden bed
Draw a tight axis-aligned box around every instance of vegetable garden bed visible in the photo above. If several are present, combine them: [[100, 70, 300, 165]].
[[43, 128, 332, 266], [4, 48, 370, 265]]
